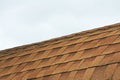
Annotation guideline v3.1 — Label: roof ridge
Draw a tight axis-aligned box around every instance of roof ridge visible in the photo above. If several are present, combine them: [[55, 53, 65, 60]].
[[0, 23, 120, 56]]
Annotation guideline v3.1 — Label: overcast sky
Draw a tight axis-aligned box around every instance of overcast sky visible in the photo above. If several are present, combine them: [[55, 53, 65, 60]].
[[0, 0, 120, 50]]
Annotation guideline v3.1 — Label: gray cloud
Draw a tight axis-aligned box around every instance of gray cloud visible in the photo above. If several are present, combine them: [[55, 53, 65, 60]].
[[0, 0, 120, 50]]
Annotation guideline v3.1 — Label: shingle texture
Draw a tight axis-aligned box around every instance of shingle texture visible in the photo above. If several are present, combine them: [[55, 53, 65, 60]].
[[0, 23, 120, 80]]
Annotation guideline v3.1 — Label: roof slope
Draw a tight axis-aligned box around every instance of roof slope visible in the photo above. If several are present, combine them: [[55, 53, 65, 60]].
[[0, 23, 120, 80]]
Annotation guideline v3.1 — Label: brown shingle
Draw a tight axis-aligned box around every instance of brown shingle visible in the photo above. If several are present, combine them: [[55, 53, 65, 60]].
[[42, 75, 51, 80], [91, 66, 107, 80], [36, 68, 47, 77], [12, 72, 27, 80], [13, 63, 27, 73], [64, 52, 76, 62], [21, 60, 41, 71], [100, 53, 114, 65], [53, 63, 66, 74], [63, 44, 77, 53], [84, 32, 109, 41], [69, 60, 83, 71], [0, 53, 17, 61], [15, 54, 30, 64], [104, 63, 117, 80], [82, 68, 95, 80], [58, 72, 70, 80], [44, 65, 57, 76], [96, 35, 118, 46], [0, 23, 120, 80], [31, 51, 45, 61], [79, 40, 100, 50], [79, 57, 96, 69], [51, 55, 63, 65], [47, 40, 68, 49], [114, 35, 120, 43], [0, 57, 16, 68], [74, 69, 86, 80], [0, 67, 12, 77], [50, 74, 61, 80], [102, 43, 120, 54], [55, 54, 69, 64], [74, 36, 89, 43], [67, 71, 77, 80], [112, 63, 120, 80], [91, 55, 105, 66], [37, 58, 49, 68], [0, 75, 11, 80], [111, 52, 120, 63], [5, 73, 16, 80], [47, 47, 62, 57], [69, 51, 83, 61], [45, 57, 56, 66], [25, 69, 40, 79], [79, 46, 107, 59]]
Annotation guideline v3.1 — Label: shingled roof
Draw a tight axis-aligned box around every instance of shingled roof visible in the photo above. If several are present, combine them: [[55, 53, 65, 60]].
[[0, 23, 120, 80]]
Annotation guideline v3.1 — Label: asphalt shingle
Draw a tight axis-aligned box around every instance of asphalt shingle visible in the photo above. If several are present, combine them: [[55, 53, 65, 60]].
[[0, 23, 120, 80]]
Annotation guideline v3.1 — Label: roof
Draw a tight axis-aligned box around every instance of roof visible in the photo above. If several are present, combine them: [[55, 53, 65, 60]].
[[0, 23, 120, 80]]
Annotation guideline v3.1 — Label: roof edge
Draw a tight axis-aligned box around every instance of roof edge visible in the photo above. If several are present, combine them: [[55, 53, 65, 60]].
[[0, 23, 120, 56]]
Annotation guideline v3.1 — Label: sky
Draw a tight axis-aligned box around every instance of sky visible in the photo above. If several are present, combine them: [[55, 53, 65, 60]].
[[0, 0, 120, 50]]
